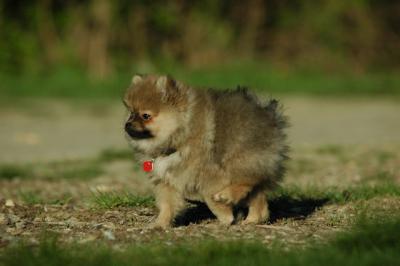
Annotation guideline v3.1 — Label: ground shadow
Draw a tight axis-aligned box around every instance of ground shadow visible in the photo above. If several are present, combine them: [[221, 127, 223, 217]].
[[174, 197, 329, 226], [268, 196, 329, 223], [175, 201, 216, 226]]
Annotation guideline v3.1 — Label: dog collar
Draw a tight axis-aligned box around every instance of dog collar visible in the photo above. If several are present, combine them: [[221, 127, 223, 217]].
[[141, 148, 177, 172], [143, 159, 154, 172]]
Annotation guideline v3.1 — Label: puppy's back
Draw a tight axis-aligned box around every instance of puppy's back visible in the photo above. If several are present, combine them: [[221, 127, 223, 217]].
[[211, 88, 288, 179]]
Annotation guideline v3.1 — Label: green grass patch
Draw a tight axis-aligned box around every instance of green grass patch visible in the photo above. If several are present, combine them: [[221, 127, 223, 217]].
[[315, 144, 344, 156], [1, 63, 399, 101], [173, 64, 400, 96], [0, 148, 137, 181], [18, 191, 44, 205], [18, 190, 73, 205], [91, 191, 155, 209], [335, 215, 400, 250], [271, 182, 400, 204], [0, 164, 32, 180], [89, 182, 400, 211], [375, 150, 397, 164], [0, 160, 103, 181], [45, 161, 103, 180], [363, 171, 395, 183], [1, 216, 399, 266], [98, 148, 133, 162]]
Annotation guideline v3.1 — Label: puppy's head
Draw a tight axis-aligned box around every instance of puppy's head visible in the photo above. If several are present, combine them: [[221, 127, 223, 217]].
[[123, 74, 187, 147]]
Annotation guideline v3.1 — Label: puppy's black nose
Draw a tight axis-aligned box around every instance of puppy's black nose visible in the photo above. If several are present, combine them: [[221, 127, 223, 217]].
[[125, 122, 153, 139], [124, 122, 132, 131]]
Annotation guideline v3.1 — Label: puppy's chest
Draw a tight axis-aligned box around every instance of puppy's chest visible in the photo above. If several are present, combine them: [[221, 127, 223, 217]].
[[151, 153, 198, 194]]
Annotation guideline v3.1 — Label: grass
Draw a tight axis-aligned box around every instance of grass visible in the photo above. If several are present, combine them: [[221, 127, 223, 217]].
[[0, 164, 31, 180], [0, 160, 103, 180], [88, 182, 400, 210], [18, 190, 72, 205], [173, 63, 400, 96], [91, 191, 155, 208], [0, 148, 134, 181], [375, 150, 397, 164], [18, 191, 44, 205], [1, 145, 399, 265], [1, 63, 399, 101], [45, 161, 103, 180], [1, 146, 398, 212], [270, 182, 400, 205], [1, 216, 399, 266], [97, 148, 133, 162], [315, 144, 344, 155]]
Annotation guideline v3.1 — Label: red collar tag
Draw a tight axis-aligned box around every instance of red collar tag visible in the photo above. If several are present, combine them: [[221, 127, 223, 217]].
[[143, 160, 154, 172]]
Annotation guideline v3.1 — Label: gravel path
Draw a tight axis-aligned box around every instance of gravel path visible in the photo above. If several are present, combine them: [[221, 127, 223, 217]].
[[0, 97, 399, 163]]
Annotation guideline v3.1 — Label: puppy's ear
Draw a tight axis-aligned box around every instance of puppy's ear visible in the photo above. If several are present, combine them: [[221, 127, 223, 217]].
[[155, 75, 172, 93], [131, 74, 143, 85], [156, 75, 182, 104]]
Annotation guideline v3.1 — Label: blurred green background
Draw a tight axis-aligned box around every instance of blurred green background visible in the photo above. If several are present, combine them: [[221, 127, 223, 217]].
[[0, 0, 399, 98]]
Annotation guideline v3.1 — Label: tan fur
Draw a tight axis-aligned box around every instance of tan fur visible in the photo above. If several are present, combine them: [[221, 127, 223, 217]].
[[243, 191, 269, 224], [124, 74, 289, 228], [212, 184, 253, 204]]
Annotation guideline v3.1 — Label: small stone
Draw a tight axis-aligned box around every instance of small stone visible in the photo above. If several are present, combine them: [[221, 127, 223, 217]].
[[79, 235, 97, 243], [21, 231, 32, 236], [66, 217, 83, 228], [33, 217, 42, 223], [104, 211, 120, 218], [0, 213, 9, 225], [67, 217, 80, 223], [102, 230, 115, 241], [44, 216, 55, 222], [7, 214, 20, 224], [92, 223, 103, 229], [15, 221, 26, 230], [92, 185, 110, 193], [6, 228, 23, 236], [101, 222, 116, 230], [5, 199, 15, 207], [28, 238, 39, 245]]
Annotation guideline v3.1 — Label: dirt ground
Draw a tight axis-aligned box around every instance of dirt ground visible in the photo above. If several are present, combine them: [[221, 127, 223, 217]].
[[0, 97, 399, 248]]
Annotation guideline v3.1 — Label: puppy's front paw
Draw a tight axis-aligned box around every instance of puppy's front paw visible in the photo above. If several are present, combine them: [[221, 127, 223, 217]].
[[148, 221, 171, 230], [218, 214, 234, 226], [241, 217, 263, 225]]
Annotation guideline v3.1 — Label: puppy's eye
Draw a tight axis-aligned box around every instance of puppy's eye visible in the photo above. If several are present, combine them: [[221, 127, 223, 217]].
[[141, 113, 152, 121]]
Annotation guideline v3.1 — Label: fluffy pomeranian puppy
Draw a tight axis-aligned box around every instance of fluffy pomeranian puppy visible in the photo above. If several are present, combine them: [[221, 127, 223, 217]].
[[123, 74, 288, 228]]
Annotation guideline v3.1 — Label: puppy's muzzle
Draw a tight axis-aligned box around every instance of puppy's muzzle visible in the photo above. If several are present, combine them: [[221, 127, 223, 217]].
[[125, 123, 153, 139]]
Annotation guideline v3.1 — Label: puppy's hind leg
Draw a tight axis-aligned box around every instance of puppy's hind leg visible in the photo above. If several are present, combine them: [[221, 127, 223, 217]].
[[205, 197, 234, 226], [212, 184, 252, 205], [243, 190, 269, 225]]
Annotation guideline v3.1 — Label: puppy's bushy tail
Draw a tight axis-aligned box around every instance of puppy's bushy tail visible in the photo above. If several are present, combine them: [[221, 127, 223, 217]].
[[234, 85, 288, 130], [264, 99, 288, 130], [264, 99, 290, 183]]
